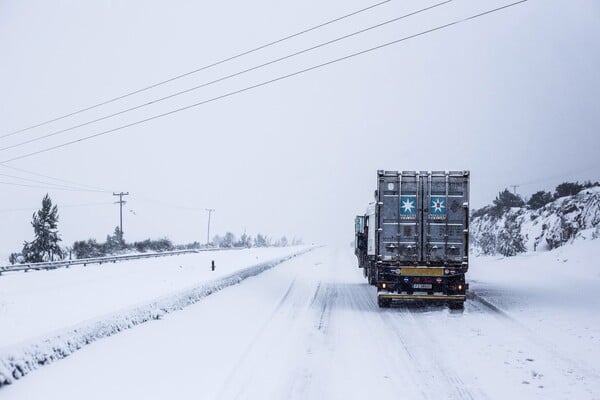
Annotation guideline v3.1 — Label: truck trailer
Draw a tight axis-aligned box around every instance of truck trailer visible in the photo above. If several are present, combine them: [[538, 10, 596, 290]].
[[355, 170, 470, 309]]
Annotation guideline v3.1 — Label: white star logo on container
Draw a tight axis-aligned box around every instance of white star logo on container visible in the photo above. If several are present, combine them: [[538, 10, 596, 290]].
[[401, 199, 415, 213], [432, 199, 445, 213]]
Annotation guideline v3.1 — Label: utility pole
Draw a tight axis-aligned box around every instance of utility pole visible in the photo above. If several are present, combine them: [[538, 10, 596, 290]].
[[206, 208, 215, 246], [113, 192, 130, 236], [510, 185, 520, 195]]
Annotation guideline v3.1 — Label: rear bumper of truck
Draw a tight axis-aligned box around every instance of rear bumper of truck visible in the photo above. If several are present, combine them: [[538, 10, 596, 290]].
[[378, 293, 466, 301]]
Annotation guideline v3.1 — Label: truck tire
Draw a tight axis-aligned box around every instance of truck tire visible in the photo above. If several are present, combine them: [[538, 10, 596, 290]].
[[448, 301, 464, 311], [378, 297, 391, 308]]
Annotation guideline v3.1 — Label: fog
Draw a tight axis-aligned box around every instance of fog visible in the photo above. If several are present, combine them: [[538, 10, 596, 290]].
[[1, 0, 599, 257]]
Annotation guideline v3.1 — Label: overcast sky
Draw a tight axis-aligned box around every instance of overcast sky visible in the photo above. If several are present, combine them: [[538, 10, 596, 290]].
[[1, 0, 599, 258]]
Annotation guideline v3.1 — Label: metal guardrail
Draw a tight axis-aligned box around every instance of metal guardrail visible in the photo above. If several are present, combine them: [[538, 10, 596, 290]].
[[0, 248, 235, 275]]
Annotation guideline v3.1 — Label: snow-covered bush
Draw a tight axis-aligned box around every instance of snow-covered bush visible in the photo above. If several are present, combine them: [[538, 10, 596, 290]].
[[471, 186, 600, 255], [497, 215, 526, 256]]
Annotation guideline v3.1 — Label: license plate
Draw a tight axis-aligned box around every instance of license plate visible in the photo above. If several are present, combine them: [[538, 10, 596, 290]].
[[400, 267, 444, 277], [413, 283, 432, 289]]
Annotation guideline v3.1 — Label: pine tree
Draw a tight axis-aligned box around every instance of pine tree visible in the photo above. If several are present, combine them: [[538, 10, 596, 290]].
[[113, 226, 124, 247], [238, 232, 250, 248], [211, 235, 223, 247], [527, 191, 553, 210], [254, 234, 267, 247], [554, 182, 583, 198], [493, 189, 525, 209], [105, 226, 126, 254], [22, 194, 63, 262], [221, 232, 236, 248]]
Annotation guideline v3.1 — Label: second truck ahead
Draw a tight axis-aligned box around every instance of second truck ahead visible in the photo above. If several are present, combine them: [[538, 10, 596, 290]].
[[355, 170, 470, 309]]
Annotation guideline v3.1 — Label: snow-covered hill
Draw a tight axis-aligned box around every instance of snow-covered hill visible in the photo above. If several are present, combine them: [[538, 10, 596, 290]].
[[471, 187, 600, 256]]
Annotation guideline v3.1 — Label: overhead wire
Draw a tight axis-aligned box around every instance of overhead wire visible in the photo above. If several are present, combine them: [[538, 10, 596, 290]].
[[0, 180, 110, 193], [0, 172, 109, 192], [0, 202, 114, 213], [0, 163, 113, 193], [0, 0, 452, 154], [0, 0, 530, 164], [0, 0, 391, 140], [0, 165, 206, 210]]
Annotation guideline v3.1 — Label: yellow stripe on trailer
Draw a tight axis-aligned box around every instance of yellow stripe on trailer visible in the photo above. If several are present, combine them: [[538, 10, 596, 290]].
[[397, 267, 444, 277], [378, 293, 466, 301]]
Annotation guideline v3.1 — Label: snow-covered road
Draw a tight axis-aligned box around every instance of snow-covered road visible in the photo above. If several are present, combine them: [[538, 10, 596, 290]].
[[2, 245, 599, 399]]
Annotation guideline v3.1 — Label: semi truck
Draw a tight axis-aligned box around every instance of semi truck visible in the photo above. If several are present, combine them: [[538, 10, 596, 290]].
[[355, 170, 470, 309]]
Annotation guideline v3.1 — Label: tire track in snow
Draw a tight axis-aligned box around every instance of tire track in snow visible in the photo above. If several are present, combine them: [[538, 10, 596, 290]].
[[287, 280, 341, 398], [286, 280, 327, 399], [309, 281, 321, 307], [293, 281, 339, 396], [292, 276, 430, 400], [215, 277, 299, 399], [219, 251, 335, 400], [217, 256, 328, 400], [380, 307, 482, 400], [402, 306, 488, 400], [316, 284, 338, 333]]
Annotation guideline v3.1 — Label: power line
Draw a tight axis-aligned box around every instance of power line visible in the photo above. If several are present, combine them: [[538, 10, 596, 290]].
[[0, 172, 108, 192], [0, 202, 114, 213], [0, 1, 452, 154], [0, 0, 391, 140], [0, 163, 112, 193], [0, 180, 109, 193], [0, 0, 530, 164]]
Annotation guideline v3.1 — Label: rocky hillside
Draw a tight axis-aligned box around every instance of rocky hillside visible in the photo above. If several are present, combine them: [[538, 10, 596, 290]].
[[471, 187, 600, 256]]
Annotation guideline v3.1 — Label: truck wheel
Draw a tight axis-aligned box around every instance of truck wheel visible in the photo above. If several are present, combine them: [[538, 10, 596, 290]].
[[368, 274, 376, 285], [448, 301, 464, 311], [378, 297, 391, 308]]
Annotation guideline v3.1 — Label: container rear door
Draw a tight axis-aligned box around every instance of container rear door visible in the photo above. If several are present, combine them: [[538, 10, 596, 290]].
[[377, 171, 421, 263], [423, 171, 469, 265]]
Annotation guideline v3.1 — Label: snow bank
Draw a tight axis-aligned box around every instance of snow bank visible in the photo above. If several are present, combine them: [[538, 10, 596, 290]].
[[471, 187, 600, 255], [0, 247, 314, 386]]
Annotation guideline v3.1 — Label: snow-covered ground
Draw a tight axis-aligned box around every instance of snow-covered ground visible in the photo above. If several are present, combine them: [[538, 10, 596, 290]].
[[0, 246, 309, 348], [1, 244, 599, 399], [468, 239, 600, 379]]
